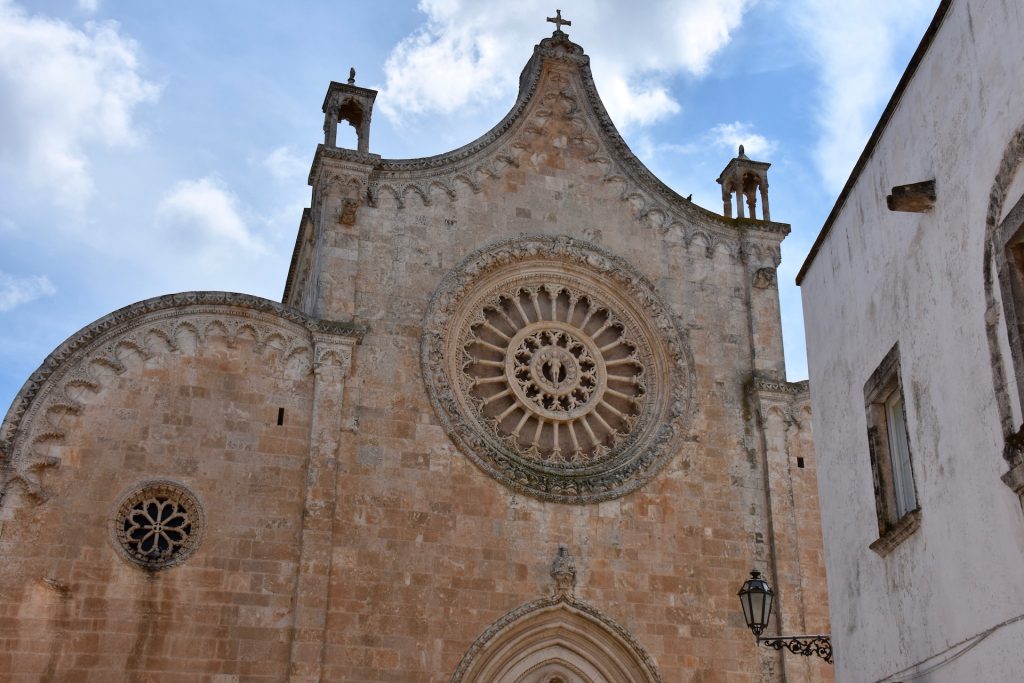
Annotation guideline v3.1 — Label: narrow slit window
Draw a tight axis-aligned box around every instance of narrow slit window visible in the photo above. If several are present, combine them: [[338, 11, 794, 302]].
[[277, 407, 285, 426], [796, 456, 805, 469]]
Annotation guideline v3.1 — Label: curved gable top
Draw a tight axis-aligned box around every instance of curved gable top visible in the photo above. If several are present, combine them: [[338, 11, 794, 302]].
[[309, 31, 786, 236]]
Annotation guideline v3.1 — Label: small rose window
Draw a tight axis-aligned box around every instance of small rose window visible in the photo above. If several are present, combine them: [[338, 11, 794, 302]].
[[112, 481, 204, 569]]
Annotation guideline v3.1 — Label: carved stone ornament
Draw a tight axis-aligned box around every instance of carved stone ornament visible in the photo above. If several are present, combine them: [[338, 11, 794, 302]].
[[550, 545, 577, 595], [422, 235, 692, 504], [110, 479, 205, 570]]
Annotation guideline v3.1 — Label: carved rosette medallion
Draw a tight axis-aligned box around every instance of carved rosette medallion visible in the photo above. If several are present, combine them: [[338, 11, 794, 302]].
[[423, 235, 692, 503]]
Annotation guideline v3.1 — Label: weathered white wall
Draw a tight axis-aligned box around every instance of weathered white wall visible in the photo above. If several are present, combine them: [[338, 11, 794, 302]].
[[800, 0, 1024, 680]]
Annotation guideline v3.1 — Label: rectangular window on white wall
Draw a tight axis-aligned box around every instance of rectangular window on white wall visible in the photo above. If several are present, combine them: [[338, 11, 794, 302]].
[[864, 344, 921, 556], [883, 389, 916, 517]]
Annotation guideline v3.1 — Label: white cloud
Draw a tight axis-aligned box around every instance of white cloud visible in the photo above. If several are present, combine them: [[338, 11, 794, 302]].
[[792, 0, 935, 192], [0, 272, 55, 312], [710, 121, 777, 158], [156, 177, 266, 257], [380, 0, 753, 130], [77, 0, 100, 13], [0, 0, 158, 207], [261, 146, 307, 183]]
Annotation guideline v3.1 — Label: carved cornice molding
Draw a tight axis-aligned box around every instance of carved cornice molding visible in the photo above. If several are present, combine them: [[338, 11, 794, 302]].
[[307, 146, 380, 186], [748, 376, 811, 429], [0, 292, 365, 505], [750, 376, 810, 397]]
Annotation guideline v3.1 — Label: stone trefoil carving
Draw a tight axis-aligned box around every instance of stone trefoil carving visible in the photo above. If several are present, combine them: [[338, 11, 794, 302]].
[[423, 235, 693, 504]]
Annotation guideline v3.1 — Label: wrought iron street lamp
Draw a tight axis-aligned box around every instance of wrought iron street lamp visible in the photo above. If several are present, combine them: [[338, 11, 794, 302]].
[[737, 570, 833, 664]]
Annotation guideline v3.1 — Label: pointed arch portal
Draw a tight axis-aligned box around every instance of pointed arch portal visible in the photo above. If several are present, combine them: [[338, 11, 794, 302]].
[[451, 596, 662, 683]]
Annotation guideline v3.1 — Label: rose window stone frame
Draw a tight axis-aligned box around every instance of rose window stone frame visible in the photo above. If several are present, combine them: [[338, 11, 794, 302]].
[[422, 235, 692, 504], [110, 479, 205, 570]]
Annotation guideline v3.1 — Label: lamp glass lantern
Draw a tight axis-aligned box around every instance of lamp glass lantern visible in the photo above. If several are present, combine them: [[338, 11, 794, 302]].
[[738, 569, 774, 636]]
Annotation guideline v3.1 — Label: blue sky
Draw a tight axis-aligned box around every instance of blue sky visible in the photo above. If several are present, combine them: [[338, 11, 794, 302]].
[[0, 0, 938, 412]]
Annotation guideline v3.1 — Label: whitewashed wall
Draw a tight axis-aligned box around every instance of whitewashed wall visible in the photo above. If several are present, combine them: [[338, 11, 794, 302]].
[[799, 0, 1024, 680]]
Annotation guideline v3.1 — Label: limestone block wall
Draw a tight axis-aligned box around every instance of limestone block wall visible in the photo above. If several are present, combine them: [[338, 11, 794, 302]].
[[0, 297, 342, 681], [287, 39, 830, 682]]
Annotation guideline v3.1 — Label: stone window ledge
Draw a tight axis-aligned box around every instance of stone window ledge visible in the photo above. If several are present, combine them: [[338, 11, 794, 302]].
[[869, 508, 922, 557]]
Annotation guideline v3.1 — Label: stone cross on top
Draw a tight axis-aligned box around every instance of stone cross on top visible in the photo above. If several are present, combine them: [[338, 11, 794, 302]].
[[547, 9, 571, 34]]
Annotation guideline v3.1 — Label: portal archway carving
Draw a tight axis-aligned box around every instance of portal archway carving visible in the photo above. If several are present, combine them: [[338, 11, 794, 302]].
[[450, 596, 662, 683]]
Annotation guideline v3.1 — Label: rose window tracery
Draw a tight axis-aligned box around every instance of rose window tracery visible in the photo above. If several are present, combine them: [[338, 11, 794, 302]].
[[112, 481, 204, 569], [464, 287, 645, 463], [422, 235, 692, 504]]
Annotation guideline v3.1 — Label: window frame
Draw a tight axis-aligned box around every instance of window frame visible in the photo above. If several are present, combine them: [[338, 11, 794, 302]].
[[994, 192, 1024, 414], [864, 344, 921, 556]]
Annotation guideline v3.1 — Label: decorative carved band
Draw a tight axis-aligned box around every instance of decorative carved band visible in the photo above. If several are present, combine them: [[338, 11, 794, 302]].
[[0, 291, 365, 505]]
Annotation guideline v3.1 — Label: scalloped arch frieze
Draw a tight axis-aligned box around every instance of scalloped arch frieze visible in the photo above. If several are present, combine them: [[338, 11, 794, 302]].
[[348, 33, 784, 263], [0, 292, 364, 505]]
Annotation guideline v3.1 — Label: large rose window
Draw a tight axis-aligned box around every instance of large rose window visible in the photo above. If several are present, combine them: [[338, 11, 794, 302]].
[[422, 236, 691, 503], [465, 287, 644, 462]]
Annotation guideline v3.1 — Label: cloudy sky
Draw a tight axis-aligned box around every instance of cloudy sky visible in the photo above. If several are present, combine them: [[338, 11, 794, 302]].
[[0, 0, 937, 411]]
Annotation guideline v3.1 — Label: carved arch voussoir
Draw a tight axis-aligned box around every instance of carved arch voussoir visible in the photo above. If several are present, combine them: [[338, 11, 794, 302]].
[[450, 594, 662, 683], [0, 292, 365, 506]]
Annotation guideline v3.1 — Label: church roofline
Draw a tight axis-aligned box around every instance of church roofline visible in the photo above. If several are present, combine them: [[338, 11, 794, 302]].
[[0, 292, 366, 462], [281, 208, 312, 305], [795, 0, 954, 286], [306, 31, 787, 238]]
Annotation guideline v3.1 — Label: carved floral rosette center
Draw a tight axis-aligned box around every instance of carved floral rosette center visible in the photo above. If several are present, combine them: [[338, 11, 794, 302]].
[[422, 235, 691, 504]]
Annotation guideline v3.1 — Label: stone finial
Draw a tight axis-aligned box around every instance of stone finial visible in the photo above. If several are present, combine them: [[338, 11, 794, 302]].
[[551, 545, 577, 596], [738, 144, 746, 158], [347, 67, 356, 85], [546, 9, 572, 34]]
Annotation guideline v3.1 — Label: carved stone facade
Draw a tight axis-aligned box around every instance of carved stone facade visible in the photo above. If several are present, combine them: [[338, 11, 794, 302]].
[[0, 27, 828, 682]]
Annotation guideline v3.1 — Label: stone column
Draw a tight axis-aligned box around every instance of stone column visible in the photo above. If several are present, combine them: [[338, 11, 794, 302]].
[[288, 334, 355, 683], [760, 182, 771, 221], [356, 113, 371, 153], [323, 111, 338, 148]]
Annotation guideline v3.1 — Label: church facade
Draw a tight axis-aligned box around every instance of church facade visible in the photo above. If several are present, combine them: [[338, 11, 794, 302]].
[[0, 24, 829, 683]]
